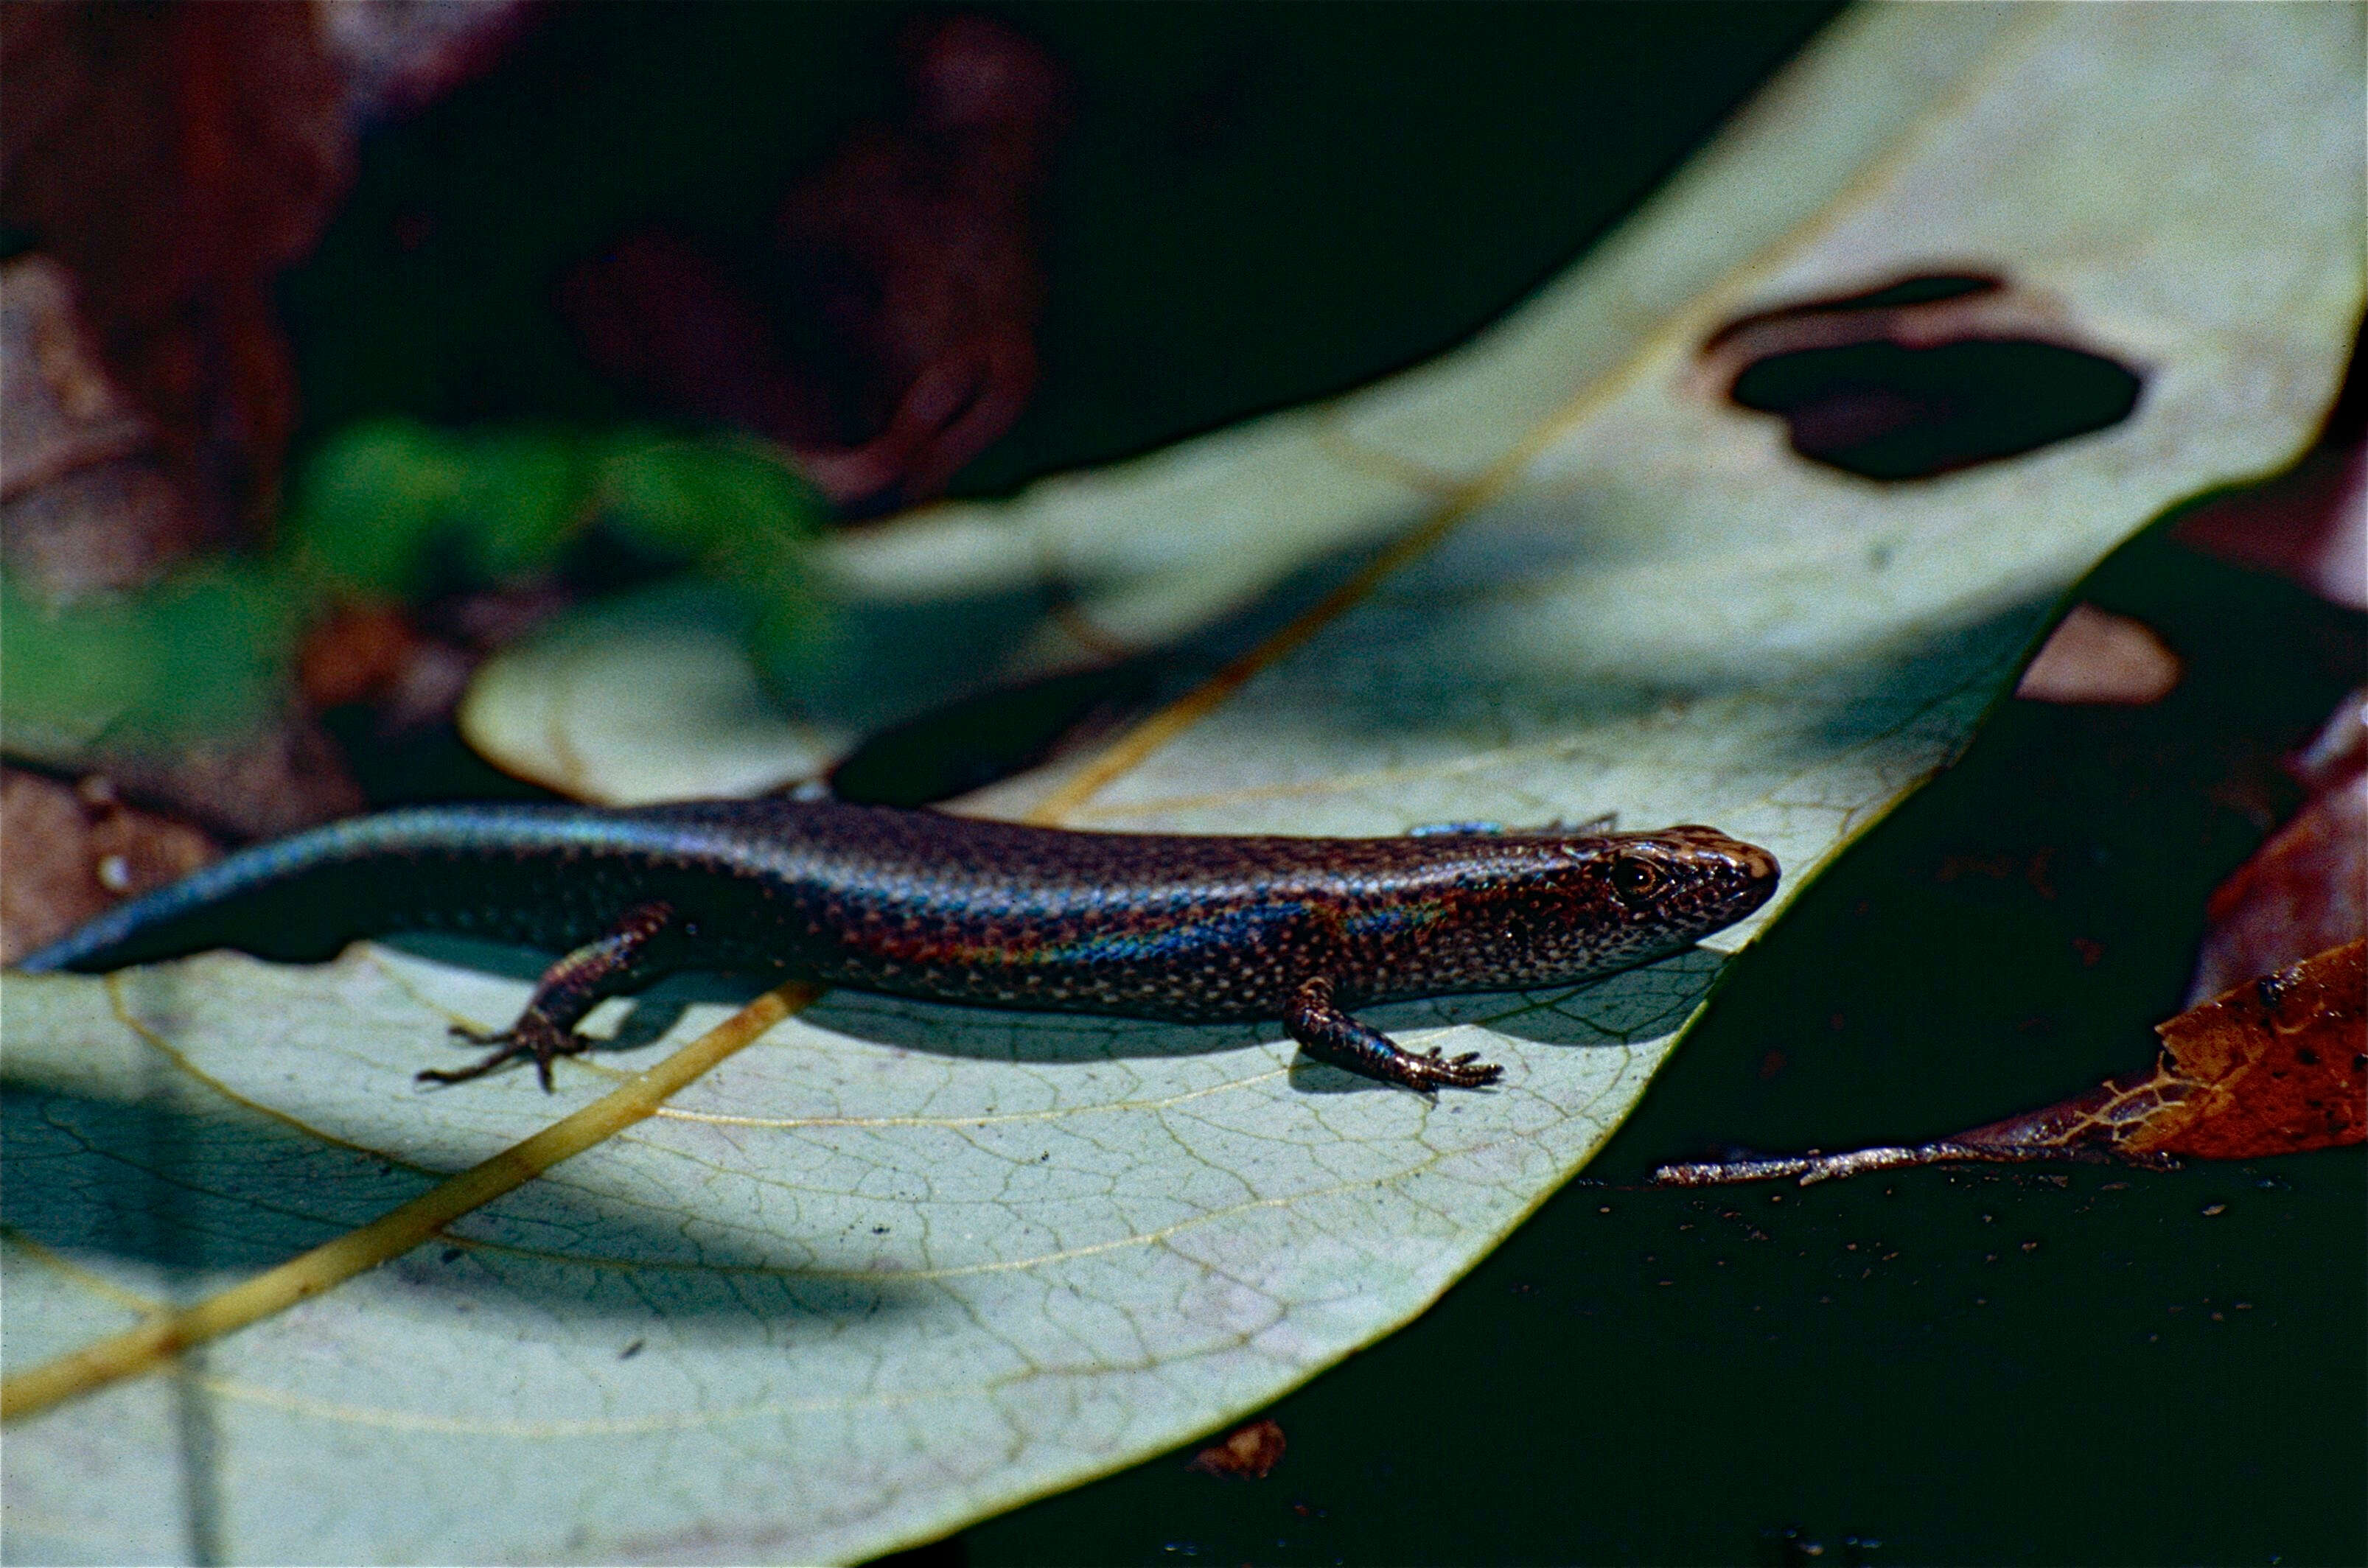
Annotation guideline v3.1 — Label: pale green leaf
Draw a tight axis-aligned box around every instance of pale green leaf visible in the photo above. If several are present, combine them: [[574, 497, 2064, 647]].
[[458, 579, 848, 805], [6, 7, 2361, 1564]]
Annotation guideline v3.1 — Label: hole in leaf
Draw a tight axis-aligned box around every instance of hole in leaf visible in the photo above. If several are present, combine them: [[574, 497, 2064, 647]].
[[1702, 272, 2002, 349], [1706, 270, 2144, 481], [1730, 339, 2142, 481]]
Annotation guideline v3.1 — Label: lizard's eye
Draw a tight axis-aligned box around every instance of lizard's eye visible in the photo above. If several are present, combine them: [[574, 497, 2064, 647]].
[[1610, 854, 1660, 905]]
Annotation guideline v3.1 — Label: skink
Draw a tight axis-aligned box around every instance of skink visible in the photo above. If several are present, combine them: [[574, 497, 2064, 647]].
[[16, 799, 1778, 1092]]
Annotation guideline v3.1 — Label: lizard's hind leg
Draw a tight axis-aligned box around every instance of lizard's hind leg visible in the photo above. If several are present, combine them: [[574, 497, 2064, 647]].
[[420, 900, 683, 1091]]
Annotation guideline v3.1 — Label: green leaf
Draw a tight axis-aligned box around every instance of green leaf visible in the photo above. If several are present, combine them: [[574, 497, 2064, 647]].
[[287, 420, 597, 594], [588, 436, 832, 705], [595, 434, 822, 564], [282, 418, 471, 598], [5, 7, 2360, 1564], [449, 426, 595, 584], [286, 423, 819, 601], [0, 563, 302, 757]]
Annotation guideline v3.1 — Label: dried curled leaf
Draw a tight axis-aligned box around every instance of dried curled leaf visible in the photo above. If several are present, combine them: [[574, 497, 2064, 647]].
[[1658, 941, 2366, 1186], [1190, 1417, 1288, 1480], [0, 256, 200, 599], [2013, 603, 2182, 706], [2131, 939, 2366, 1158]]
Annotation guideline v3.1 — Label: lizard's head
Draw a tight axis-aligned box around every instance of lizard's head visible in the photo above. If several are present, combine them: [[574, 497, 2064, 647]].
[[1580, 824, 1780, 951], [1384, 822, 1780, 992]]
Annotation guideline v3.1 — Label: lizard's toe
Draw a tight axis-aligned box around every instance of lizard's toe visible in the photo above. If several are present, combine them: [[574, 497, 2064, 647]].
[[422, 1016, 587, 1091]]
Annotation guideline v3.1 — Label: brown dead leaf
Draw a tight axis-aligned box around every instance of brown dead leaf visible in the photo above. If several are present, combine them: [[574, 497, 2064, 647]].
[[296, 601, 426, 713], [2014, 603, 2183, 706], [1941, 939, 2365, 1161], [2187, 690, 2367, 1004], [0, 1, 350, 534], [0, 254, 206, 597], [31, 724, 367, 847], [0, 766, 218, 964], [1189, 1417, 1287, 1480], [1658, 942, 2365, 1186]]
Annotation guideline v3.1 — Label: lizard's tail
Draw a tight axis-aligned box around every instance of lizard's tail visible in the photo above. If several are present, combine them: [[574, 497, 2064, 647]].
[[11, 803, 609, 975], [13, 825, 384, 973]]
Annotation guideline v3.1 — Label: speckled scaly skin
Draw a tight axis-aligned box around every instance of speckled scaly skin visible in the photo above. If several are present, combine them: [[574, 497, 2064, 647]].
[[16, 799, 1779, 1091]]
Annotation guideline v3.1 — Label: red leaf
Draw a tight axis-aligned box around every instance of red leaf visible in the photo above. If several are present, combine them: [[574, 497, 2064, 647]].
[[2187, 693, 2367, 1004], [2134, 939, 2366, 1158], [1655, 942, 2364, 1186]]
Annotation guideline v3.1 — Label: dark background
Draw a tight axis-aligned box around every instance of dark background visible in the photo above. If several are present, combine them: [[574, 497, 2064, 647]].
[[279, 6, 2365, 1563], [287, 2, 1842, 497]]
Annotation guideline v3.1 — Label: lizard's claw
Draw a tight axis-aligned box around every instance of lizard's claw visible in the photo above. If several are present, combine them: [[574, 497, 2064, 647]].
[[419, 1017, 587, 1091], [1404, 1046, 1503, 1092]]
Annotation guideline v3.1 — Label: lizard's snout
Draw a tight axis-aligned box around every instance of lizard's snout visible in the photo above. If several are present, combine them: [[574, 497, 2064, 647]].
[[1655, 825, 1781, 919]]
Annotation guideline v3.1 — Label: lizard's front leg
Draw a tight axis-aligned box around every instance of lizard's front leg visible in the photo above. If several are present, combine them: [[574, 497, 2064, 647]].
[[1282, 975, 1502, 1092], [419, 900, 683, 1091]]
